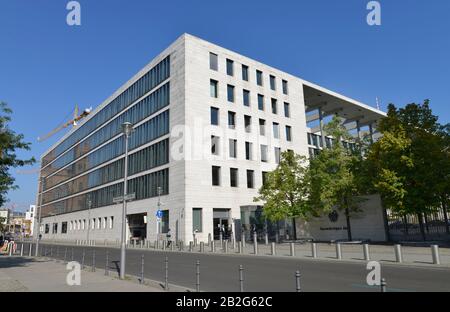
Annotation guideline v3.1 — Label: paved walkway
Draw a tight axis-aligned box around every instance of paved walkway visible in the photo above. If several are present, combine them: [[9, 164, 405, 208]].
[[0, 256, 166, 292]]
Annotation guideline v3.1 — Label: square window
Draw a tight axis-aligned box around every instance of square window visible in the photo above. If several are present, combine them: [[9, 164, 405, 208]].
[[210, 80, 218, 98], [243, 89, 250, 106], [230, 168, 239, 187], [226, 59, 234, 76], [212, 166, 221, 186], [210, 53, 218, 71], [227, 85, 235, 102], [242, 65, 249, 81]]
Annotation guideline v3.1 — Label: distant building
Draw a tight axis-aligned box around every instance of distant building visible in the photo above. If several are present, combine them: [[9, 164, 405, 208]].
[[25, 205, 36, 236], [0, 209, 10, 229]]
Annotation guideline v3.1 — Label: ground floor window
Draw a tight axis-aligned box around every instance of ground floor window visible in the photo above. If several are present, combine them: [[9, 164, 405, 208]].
[[45, 224, 49, 234], [161, 210, 169, 233], [193, 208, 203, 233], [52, 223, 58, 234], [61, 222, 68, 234]]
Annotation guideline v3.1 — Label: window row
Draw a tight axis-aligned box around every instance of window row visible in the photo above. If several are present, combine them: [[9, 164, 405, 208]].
[[209, 53, 289, 95], [43, 82, 170, 178], [44, 110, 169, 191], [42, 168, 169, 218], [212, 166, 271, 189], [69, 216, 114, 231], [43, 56, 170, 166], [42, 139, 169, 204], [210, 80, 291, 116], [210, 107, 292, 141]]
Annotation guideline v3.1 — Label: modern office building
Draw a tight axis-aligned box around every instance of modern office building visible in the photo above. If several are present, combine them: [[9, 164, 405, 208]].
[[36, 33, 387, 244]]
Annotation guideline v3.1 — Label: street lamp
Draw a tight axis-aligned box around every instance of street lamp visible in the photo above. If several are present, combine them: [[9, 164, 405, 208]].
[[35, 176, 45, 256], [120, 122, 133, 280]]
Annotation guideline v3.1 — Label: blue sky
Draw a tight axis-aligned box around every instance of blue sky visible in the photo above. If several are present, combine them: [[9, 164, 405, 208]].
[[1, 0, 449, 211]]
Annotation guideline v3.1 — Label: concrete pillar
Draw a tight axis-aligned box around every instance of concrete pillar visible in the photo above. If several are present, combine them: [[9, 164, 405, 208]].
[[318, 107, 326, 148]]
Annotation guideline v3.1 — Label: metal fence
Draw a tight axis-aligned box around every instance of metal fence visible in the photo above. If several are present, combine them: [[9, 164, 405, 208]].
[[387, 207, 450, 241]]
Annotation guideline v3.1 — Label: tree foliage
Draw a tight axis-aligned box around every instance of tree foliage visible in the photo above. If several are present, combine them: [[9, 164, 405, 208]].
[[0, 101, 35, 207], [254, 150, 311, 222]]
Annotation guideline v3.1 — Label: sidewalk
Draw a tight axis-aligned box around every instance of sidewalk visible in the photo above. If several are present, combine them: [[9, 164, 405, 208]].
[[0, 256, 166, 292]]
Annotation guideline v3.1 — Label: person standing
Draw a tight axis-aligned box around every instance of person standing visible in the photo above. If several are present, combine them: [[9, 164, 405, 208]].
[[166, 228, 172, 248]]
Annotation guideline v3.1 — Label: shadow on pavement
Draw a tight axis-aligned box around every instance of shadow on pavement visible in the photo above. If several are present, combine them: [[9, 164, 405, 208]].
[[0, 256, 46, 269]]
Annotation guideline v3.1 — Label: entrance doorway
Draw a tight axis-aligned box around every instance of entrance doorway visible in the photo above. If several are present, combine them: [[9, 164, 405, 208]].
[[127, 213, 147, 242], [213, 208, 230, 240]]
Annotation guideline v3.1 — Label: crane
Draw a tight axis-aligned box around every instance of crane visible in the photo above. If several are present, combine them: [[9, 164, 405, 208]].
[[37, 105, 92, 142]]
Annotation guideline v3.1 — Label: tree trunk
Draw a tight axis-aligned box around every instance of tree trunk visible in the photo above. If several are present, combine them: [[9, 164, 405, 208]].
[[418, 213, 426, 241], [345, 207, 352, 242], [292, 217, 297, 240]]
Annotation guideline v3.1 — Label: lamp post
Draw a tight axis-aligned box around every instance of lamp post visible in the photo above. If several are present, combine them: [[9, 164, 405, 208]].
[[86, 194, 92, 245], [120, 122, 133, 280], [35, 176, 45, 256]]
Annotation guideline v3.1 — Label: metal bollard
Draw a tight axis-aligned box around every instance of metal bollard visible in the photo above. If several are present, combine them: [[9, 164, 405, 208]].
[[140, 240, 143, 249], [196, 260, 200, 292], [171, 242, 175, 251], [200, 242, 204, 252], [253, 233, 258, 255], [232, 238, 236, 250], [336, 243, 342, 260], [164, 256, 169, 290], [239, 265, 244, 292], [238, 241, 242, 254], [220, 232, 223, 247], [20, 244, 24, 256], [381, 278, 387, 292], [8, 243, 13, 256], [290, 243, 295, 257], [394, 244, 403, 263], [211, 241, 215, 253], [105, 251, 109, 276], [363, 244, 370, 261], [431, 245, 441, 265], [140, 254, 145, 284], [311, 243, 318, 258], [133, 240, 136, 249], [271, 242, 276, 256], [155, 240, 159, 249], [81, 249, 85, 269], [265, 232, 269, 245], [29, 243, 33, 257], [92, 250, 96, 272], [295, 270, 301, 292], [208, 233, 211, 246], [163, 240, 166, 250], [189, 241, 193, 252], [224, 240, 228, 253]]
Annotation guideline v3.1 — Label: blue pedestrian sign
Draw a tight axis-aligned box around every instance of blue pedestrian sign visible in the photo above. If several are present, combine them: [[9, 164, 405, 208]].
[[156, 210, 163, 218]]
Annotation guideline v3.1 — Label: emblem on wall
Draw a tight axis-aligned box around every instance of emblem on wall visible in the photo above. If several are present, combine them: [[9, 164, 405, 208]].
[[328, 210, 339, 223]]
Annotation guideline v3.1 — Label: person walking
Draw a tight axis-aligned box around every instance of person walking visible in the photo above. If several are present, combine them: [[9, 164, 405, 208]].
[[166, 228, 172, 248]]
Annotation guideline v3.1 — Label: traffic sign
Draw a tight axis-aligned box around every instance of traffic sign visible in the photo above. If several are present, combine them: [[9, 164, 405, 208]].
[[113, 193, 136, 203], [156, 210, 163, 218]]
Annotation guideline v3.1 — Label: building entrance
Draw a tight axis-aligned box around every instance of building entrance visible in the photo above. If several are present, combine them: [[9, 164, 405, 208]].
[[127, 213, 147, 242], [213, 208, 231, 240]]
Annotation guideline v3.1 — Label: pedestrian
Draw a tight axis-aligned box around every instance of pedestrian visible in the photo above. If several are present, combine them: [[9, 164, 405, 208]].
[[166, 228, 172, 248]]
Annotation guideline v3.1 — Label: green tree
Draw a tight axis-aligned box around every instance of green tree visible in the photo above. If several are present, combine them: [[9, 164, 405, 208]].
[[308, 116, 366, 241], [0, 101, 35, 207], [254, 150, 311, 236], [366, 101, 448, 240]]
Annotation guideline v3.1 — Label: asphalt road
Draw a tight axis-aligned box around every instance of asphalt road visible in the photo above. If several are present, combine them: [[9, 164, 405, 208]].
[[18, 242, 450, 292]]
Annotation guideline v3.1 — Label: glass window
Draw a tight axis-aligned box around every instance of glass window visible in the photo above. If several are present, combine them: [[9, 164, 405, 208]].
[[273, 122, 280, 139], [282, 80, 288, 95], [275, 147, 281, 164], [230, 168, 238, 187], [244, 115, 252, 133], [211, 107, 219, 125], [228, 111, 236, 129], [286, 126, 292, 141], [242, 65, 249, 81], [270, 75, 276, 91], [211, 136, 219, 155], [261, 145, 268, 162], [271, 98, 278, 114], [262, 171, 269, 186], [258, 94, 264, 111], [45, 224, 49, 234], [212, 166, 221, 186], [210, 53, 218, 71], [227, 85, 235, 102], [61, 222, 67, 234], [256, 70, 263, 86], [259, 119, 266, 136], [53, 223, 58, 234], [109, 216, 114, 229], [210, 79, 218, 98], [284, 102, 290, 118], [247, 170, 254, 188], [161, 210, 169, 233], [226, 59, 234, 76], [193, 208, 203, 232], [245, 142, 252, 160], [243, 90, 250, 106], [229, 139, 237, 158]]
